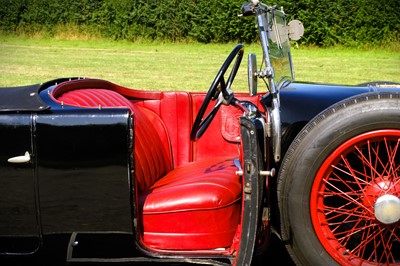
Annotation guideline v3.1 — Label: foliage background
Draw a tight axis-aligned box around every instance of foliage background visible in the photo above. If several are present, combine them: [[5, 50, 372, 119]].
[[0, 0, 399, 46]]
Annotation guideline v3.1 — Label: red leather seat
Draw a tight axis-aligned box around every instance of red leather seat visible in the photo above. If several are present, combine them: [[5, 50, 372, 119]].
[[55, 82, 242, 251], [133, 98, 241, 250], [139, 157, 241, 250]]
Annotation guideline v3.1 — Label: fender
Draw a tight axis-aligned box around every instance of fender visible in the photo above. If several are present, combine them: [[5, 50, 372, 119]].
[[277, 82, 395, 156]]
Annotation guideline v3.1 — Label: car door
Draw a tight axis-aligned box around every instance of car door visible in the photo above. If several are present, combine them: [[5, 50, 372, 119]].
[[35, 109, 133, 234], [0, 114, 39, 254]]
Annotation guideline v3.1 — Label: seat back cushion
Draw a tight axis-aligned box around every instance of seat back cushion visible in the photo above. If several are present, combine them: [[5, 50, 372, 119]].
[[57, 87, 173, 192], [132, 105, 173, 192], [133, 91, 192, 168]]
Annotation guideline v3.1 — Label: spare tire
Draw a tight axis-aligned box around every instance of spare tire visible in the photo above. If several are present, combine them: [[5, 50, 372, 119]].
[[277, 92, 400, 265]]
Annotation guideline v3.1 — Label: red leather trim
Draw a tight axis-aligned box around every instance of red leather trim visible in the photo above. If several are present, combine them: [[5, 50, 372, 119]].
[[160, 92, 193, 167], [220, 105, 242, 143], [58, 88, 136, 110], [191, 94, 241, 162]]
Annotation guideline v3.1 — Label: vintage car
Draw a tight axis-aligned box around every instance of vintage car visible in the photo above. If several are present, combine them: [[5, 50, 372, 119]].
[[0, 1, 399, 265]]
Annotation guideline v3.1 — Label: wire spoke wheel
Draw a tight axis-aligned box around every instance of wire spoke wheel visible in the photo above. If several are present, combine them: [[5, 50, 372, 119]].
[[277, 92, 400, 266], [311, 130, 400, 265]]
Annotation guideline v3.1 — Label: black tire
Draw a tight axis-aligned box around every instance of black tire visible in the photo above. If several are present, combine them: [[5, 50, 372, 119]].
[[277, 92, 400, 265]]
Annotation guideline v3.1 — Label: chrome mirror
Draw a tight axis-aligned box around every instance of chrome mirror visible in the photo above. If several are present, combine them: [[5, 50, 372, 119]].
[[288, 20, 304, 41]]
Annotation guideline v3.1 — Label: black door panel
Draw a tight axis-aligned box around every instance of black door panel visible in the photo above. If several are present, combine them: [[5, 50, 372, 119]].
[[0, 114, 39, 254]]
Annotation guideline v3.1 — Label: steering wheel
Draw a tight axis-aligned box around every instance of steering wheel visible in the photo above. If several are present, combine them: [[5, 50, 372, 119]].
[[190, 44, 244, 141]]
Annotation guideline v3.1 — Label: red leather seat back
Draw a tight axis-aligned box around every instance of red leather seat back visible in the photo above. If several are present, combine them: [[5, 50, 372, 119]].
[[57, 87, 173, 192], [132, 106, 172, 192], [134, 91, 192, 168]]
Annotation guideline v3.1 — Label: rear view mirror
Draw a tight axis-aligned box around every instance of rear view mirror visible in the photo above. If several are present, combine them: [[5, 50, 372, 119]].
[[248, 53, 258, 96], [288, 20, 304, 41]]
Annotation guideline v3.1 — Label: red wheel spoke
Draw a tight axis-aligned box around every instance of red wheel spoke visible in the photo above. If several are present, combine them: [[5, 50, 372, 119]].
[[377, 228, 395, 263], [331, 162, 371, 188], [358, 223, 373, 262], [323, 179, 373, 215], [336, 220, 375, 242], [342, 154, 369, 193], [353, 142, 381, 180], [390, 227, 400, 243], [383, 137, 399, 177], [350, 225, 384, 257], [323, 205, 371, 222]]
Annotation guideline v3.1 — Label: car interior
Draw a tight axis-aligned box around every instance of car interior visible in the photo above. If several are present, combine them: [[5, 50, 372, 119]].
[[50, 78, 262, 253]]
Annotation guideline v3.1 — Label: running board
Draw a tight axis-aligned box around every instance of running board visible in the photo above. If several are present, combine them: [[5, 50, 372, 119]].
[[66, 232, 232, 265]]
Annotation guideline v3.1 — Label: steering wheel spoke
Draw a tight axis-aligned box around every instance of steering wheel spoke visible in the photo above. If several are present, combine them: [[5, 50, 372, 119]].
[[190, 44, 244, 141], [197, 99, 223, 136]]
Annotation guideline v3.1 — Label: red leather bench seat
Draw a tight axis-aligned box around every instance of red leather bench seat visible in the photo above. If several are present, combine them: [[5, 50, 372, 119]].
[[54, 80, 242, 251]]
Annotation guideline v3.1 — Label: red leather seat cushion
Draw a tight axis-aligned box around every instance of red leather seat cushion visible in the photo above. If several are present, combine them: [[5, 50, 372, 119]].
[[140, 157, 241, 250]]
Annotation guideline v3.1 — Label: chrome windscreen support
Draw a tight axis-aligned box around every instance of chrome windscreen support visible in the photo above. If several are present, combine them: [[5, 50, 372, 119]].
[[255, 5, 282, 163], [243, 1, 284, 163], [270, 97, 281, 162]]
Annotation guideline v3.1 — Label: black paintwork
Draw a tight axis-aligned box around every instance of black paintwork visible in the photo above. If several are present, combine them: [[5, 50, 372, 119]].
[[280, 82, 374, 126], [0, 78, 83, 112], [0, 114, 39, 254], [35, 108, 133, 234], [0, 84, 48, 112], [0, 96, 134, 255], [277, 82, 380, 157]]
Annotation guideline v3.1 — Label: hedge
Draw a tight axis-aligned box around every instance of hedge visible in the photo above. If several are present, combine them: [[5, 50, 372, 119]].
[[0, 0, 399, 46]]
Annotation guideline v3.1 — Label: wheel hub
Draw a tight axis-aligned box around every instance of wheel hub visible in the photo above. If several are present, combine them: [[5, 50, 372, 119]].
[[374, 194, 400, 224], [363, 178, 400, 224]]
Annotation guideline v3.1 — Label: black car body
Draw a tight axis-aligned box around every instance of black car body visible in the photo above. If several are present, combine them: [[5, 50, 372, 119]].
[[0, 1, 399, 265]]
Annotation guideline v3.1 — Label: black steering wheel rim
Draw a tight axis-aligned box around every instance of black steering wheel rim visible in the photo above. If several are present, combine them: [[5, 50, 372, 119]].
[[190, 44, 244, 141]]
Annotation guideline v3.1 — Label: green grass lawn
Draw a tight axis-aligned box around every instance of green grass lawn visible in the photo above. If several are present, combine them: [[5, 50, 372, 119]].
[[0, 36, 399, 91]]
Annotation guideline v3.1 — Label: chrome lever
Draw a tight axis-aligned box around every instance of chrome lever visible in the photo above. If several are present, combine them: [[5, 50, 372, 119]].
[[234, 158, 243, 176]]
